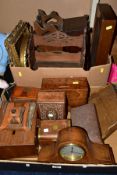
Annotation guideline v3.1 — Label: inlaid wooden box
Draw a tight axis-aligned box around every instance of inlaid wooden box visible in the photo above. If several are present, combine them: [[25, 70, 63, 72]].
[[38, 119, 71, 146]]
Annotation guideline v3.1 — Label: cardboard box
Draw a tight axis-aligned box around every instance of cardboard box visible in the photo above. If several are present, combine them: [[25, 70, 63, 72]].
[[10, 57, 111, 89], [9, 59, 117, 164], [1, 61, 117, 173]]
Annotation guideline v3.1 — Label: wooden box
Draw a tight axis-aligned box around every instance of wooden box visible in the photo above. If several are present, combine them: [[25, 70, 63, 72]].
[[91, 3, 116, 66], [41, 77, 89, 107], [10, 86, 39, 102], [0, 101, 38, 159], [38, 119, 71, 146], [37, 91, 67, 120]]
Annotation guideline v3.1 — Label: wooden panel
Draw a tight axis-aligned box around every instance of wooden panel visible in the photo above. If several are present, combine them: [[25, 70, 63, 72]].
[[89, 84, 117, 139], [71, 103, 102, 144]]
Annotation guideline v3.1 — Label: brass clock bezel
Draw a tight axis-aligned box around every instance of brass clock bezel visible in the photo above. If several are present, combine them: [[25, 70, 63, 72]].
[[59, 143, 85, 162]]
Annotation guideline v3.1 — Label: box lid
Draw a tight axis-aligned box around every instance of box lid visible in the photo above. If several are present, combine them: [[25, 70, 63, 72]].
[[89, 84, 117, 139]]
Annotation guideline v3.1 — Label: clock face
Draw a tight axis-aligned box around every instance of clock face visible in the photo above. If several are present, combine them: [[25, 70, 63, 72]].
[[59, 143, 85, 161]]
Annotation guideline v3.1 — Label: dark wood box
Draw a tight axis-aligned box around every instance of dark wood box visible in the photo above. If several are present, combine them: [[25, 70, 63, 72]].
[[37, 91, 67, 120], [41, 77, 89, 107], [91, 3, 117, 66]]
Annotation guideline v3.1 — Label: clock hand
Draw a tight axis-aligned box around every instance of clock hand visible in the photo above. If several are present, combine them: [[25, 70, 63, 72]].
[[71, 146, 74, 153]]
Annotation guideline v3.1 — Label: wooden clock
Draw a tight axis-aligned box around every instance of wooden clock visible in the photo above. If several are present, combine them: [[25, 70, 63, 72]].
[[38, 127, 115, 164]]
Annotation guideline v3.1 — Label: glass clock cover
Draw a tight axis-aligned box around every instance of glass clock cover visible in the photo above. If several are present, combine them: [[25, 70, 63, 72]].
[[59, 143, 85, 161]]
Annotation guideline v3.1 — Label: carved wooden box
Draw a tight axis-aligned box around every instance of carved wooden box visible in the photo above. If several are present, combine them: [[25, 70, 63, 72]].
[[37, 91, 67, 120]]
